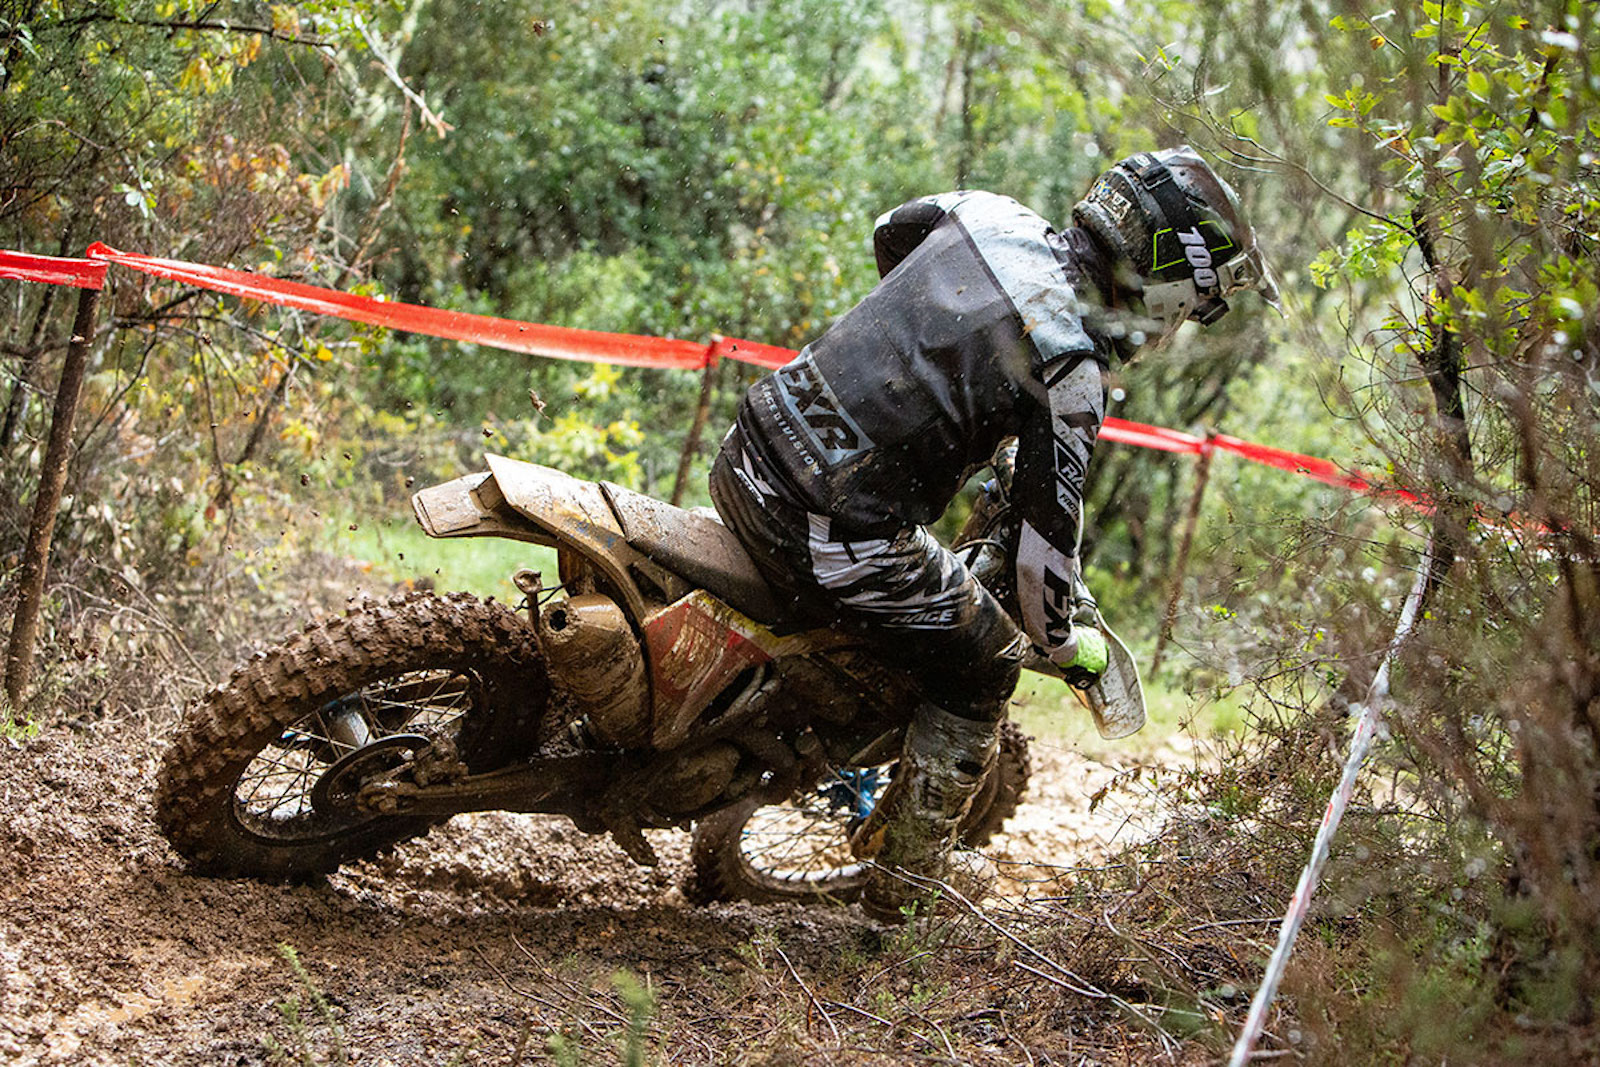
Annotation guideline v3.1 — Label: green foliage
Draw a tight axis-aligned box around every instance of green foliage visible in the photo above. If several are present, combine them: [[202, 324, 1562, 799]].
[[322, 512, 557, 602], [546, 970, 657, 1067], [1223, 1, 1600, 1055], [0, 702, 40, 741], [264, 943, 347, 1067], [366, 0, 947, 492]]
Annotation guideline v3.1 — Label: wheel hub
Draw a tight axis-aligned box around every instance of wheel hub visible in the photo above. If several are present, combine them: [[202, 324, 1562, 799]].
[[309, 734, 432, 815]]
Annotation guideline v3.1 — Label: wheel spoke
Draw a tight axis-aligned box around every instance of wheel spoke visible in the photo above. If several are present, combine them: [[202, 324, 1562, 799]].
[[239, 750, 317, 809], [734, 767, 885, 882], [233, 667, 482, 838], [260, 764, 310, 819]]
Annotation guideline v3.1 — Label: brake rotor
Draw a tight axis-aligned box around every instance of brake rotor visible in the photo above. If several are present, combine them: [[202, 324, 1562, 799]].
[[309, 734, 431, 815]]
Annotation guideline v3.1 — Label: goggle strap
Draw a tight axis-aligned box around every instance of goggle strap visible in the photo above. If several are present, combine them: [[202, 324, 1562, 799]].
[[1130, 158, 1203, 260]]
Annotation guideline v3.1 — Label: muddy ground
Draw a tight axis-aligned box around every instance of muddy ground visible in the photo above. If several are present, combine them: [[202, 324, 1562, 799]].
[[0, 702, 1180, 1066]]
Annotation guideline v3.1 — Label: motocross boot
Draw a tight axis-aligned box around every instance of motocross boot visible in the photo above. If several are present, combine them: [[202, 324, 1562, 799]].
[[851, 703, 999, 923]]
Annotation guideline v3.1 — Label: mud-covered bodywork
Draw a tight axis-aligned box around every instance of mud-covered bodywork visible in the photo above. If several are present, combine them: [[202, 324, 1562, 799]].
[[600, 480, 782, 624], [411, 455, 850, 748], [411, 456, 653, 621]]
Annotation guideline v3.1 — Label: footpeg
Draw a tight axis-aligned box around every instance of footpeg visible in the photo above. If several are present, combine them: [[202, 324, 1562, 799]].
[[599, 807, 659, 867]]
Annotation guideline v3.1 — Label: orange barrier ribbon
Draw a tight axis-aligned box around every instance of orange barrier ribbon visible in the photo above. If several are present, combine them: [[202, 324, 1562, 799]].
[[1212, 434, 1422, 505], [705, 334, 795, 370], [87, 243, 714, 371], [0, 242, 1420, 509], [1100, 418, 1205, 454]]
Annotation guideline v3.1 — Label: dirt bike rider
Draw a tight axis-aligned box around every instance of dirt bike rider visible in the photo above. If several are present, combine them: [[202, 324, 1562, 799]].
[[709, 146, 1277, 920]]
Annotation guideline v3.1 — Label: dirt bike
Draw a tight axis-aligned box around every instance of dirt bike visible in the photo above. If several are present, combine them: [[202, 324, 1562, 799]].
[[156, 449, 1143, 905]]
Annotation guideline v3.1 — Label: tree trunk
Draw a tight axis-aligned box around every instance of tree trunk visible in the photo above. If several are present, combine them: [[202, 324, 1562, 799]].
[[1, 230, 74, 452], [1412, 204, 1475, 599], [4, 286, 101, 710], [670, 353, 722, 506]]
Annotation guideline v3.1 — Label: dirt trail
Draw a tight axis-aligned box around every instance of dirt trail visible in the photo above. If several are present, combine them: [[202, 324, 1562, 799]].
[[0, 714, 1160, 1065]]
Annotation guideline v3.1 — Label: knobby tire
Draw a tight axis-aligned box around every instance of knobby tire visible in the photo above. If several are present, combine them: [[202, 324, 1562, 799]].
[[155, 592, 545, 880]]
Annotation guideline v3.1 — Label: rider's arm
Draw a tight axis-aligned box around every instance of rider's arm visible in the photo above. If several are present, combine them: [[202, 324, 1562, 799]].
[[872, 193, 969, 277], [1011, 351, 1108, 664]]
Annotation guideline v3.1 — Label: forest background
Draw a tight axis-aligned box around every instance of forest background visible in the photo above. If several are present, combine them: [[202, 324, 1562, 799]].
[[2, 0, 1598, 1061]]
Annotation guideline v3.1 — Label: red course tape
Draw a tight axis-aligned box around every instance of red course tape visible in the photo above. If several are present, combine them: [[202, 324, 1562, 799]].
[[0, 249, 107, 290], [1213, 434, 1421, 505], [88, 243, 714, 371], [0, 242, 1409, 506], [1101, 419, 1204, 454], [705, 333, 795, 371]]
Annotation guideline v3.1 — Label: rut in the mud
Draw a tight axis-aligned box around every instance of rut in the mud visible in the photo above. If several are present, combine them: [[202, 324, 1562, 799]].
[[0, 700, 1163, 1065]]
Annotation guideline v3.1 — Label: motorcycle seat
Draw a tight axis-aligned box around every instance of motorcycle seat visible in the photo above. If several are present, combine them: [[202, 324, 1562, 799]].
[[600, 482, 789, 626]]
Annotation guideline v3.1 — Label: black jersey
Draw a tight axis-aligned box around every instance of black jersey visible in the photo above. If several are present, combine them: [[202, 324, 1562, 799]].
[[732, 191, 1120, 660]]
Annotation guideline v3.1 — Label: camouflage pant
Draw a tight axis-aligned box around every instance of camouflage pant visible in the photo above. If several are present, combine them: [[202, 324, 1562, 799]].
[[710, 428, 1024, 723]]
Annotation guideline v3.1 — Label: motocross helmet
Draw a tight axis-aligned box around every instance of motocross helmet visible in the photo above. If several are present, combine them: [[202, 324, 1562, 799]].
[[1073, 146, 1278, 341]]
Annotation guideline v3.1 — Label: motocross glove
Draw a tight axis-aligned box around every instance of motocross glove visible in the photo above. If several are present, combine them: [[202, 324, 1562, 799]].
[[1057, 626, 1109, 690]]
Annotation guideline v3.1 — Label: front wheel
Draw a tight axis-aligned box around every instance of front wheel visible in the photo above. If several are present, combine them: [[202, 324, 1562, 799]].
[[686, 720, 1031, 905], [155, 592, 547, 879]]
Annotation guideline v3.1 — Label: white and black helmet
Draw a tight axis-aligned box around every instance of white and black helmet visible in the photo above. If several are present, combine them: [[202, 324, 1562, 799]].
[[1073, 145, 1278, 333]]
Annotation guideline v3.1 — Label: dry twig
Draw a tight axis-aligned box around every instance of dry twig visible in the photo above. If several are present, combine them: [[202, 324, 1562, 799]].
[[772, 943, 841, 1046], [886, 867, 1181, 1060]]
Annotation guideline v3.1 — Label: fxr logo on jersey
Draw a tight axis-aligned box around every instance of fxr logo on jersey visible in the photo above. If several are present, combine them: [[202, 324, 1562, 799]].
[[1052, 434, 1088, 514], [774, 353, 875, 466]]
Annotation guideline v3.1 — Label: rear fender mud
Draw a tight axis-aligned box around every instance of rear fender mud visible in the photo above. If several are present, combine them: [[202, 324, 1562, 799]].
[[412, 456, 652, 623]]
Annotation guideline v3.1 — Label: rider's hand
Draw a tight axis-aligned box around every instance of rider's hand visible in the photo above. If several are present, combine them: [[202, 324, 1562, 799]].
[[1052, 626, 1108, 689]]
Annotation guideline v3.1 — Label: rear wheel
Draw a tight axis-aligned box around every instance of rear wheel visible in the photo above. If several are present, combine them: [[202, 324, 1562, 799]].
[[155, 593, 547, 879], [687, 720, 1030, 905]]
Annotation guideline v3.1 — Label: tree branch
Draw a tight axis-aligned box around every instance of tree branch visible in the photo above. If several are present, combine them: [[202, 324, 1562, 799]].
[[37, 13, 333, 50]]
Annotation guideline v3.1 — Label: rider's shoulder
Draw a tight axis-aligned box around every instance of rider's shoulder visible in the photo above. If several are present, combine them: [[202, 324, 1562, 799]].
[[944, 193, 1054, 249]]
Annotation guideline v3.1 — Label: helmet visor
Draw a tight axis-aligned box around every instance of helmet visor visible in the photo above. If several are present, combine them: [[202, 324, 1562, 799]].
[[1220, 241, 1281, 310]]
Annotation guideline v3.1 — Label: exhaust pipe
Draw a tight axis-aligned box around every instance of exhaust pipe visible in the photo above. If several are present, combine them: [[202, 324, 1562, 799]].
[[536, 594, 650, 747]]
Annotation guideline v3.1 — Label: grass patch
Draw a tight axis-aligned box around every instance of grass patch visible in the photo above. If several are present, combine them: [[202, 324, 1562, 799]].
[[0, 709, 41, 742], [317, 513, 558, 602], [1010, 665, 1246, 758]]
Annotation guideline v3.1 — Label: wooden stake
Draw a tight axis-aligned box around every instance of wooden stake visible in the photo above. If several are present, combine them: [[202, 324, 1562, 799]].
[[1151, 431, 1216, 674], [669, 347, 722, 507], [5, 284, 101, 710]]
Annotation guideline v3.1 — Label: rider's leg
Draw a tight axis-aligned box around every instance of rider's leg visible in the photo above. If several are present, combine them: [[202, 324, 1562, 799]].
[[821, 533, 1023, 919], [850, 701, 1001, 920], [796, 512, 1029, 920], [711, 436, 1025, 920]]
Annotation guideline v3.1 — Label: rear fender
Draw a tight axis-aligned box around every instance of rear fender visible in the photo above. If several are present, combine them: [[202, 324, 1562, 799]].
[[411, 471, 550, 544], [410, 455, 651, 622]]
